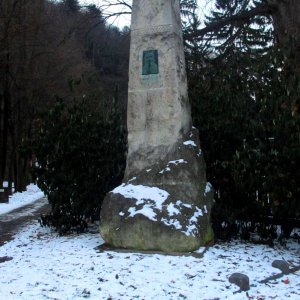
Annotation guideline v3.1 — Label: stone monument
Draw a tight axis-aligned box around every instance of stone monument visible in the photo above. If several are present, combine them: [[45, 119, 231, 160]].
[[100, 0, 214, 252]]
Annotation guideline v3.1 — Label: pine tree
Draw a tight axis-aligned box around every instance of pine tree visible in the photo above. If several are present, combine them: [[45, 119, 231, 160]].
[[187, 0, 300, 239], [62, 0, 80, 14]]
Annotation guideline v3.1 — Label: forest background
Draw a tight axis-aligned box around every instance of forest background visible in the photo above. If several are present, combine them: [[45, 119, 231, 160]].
[[0, 0, 299, 240]]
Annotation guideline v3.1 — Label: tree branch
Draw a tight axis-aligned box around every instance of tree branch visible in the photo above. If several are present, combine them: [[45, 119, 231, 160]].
[[99, 0, 131, 23], [102, 11, 131, 21], [100, 0, 132, 12], [185, 3, 276, 40]]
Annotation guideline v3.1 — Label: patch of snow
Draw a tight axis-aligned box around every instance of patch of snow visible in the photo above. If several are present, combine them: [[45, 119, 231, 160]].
[[162, 218, 182, 230], [191, 207, 203, 221], [183, 140, 197, 147], [168, 159, 187, 165], [163, 201, 207, 236], [194, 247, 206, 254], [159, 167, 171, 174], [167, 203, 180, 216], [128, 205, 157, 221], [183, 224, 198, 236], [205, 182, 212, 195], [159, 159, 188, 174], [1, 222, 300, 299], [183, 206, 203, 237], [0, 198, 47, 222], [128, 177, 137, 182], [197, 149, 202, 157], [175, 200, 192, 209], [204, 205, 208, 214], [176, 200, 183, 206], [0, 184, 44, 216], [112, 184, 169, 210], [113, 184, 170, 221], [146, 169, 152, 172], [113, 185, 206, 236]]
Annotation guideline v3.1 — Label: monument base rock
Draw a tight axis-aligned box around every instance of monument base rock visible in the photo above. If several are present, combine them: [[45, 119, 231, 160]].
[[100, 127, 214, 252]]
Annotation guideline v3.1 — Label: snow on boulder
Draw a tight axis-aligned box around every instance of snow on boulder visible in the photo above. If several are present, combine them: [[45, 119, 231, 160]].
[[100, 128, 214, 252]]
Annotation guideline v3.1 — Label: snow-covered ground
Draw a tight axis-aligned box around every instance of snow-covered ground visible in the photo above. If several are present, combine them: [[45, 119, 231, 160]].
[[0, 185, 299, 299], [0, 220, 299, 299], [0, 184, 44, 215]]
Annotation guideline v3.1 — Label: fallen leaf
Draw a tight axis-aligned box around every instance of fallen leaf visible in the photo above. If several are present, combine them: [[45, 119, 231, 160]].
[[282, 278, 290, 284]]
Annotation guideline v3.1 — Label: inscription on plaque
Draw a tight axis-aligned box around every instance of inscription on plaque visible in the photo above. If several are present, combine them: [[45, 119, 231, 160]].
[[142, 50, 159, 75]]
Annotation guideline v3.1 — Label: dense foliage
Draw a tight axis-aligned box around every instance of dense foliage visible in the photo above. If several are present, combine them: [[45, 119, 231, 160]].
[[187, 0, 300, 239], [0, 0, 129, 192], [33, 96, 126, 234], [2, 0, 299, 237], [0, 0, 129, 229]]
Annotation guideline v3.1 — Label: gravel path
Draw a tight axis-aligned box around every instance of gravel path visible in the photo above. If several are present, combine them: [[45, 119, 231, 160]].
[[0, 197, 50, 246]]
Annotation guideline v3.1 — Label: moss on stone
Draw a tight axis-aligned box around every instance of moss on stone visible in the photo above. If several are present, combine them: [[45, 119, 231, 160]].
[[203, 226, 214, 245], [100, 128, 214, 252]]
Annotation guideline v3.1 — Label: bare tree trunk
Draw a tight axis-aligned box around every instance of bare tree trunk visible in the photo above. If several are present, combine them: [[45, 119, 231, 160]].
[[0, 56, 10, 190], [271, 0, 300, 75]]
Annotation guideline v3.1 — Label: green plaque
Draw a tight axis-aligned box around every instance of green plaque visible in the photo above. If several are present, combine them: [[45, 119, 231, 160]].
[[142, 50, 159, 75]]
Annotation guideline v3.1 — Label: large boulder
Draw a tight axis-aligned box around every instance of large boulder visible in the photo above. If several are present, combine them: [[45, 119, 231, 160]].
[[100, 127, 214, 252]]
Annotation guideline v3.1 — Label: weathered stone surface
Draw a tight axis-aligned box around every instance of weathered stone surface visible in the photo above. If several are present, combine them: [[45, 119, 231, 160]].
[[272, 260, 290, 274], [229, 273, 250, 291], [100, 0, 213, 252], [100, 128, 214, 252], [126, 0, 191, 176]]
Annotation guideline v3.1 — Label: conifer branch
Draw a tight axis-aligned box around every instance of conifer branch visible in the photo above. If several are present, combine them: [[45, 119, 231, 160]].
[[185, 3, 276, 40]]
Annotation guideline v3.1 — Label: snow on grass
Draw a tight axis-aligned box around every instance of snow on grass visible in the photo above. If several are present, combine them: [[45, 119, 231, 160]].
[[0, 222, 300, 299], [0, 184, 44, 216]]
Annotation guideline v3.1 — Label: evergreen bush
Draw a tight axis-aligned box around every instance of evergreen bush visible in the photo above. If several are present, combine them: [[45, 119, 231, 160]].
[[33, 97, 126, 234], [187, 0, 300, 240]]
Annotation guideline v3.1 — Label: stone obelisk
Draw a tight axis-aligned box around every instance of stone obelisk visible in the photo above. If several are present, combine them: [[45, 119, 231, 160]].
[[100, 0, 214, 252], [125, 0, 191, 176]]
